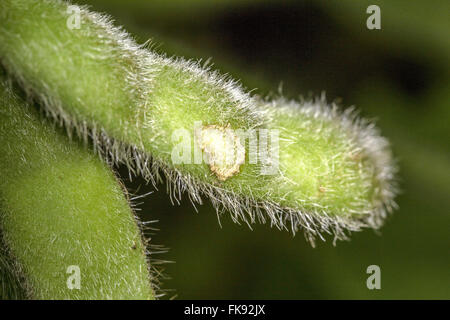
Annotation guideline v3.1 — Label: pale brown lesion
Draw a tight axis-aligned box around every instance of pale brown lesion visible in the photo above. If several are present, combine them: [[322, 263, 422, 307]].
[[197, 124, 245, 181], [348, 150, 365, 162]]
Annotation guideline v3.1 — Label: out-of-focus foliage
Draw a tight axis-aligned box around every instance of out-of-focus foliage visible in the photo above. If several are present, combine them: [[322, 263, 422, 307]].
[[79, 0, 449, 299]]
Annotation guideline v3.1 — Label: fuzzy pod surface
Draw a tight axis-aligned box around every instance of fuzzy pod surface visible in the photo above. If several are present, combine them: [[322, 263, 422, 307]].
[[0, 0, 397, 243], [0, 76, 154, 299]]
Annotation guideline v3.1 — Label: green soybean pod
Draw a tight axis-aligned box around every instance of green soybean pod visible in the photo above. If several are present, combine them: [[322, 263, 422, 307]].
[[0, 0, 397, 244], [0, 76, 154, 299]]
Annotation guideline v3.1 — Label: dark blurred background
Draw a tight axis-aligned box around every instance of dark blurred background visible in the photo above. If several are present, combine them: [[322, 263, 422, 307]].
[[78, 0, 449, 299]]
